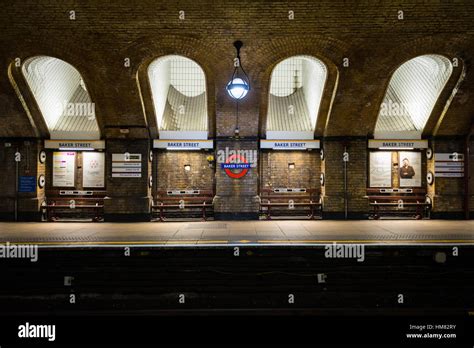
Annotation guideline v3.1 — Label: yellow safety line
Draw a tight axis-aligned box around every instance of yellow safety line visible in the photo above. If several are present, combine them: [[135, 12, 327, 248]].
[[0, 241, 167, 245], [257, 239, 474, 244], [0, 239, 473, 246]]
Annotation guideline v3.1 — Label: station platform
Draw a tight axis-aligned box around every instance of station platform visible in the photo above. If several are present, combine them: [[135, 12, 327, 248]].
[[0, 220, 472, 246]]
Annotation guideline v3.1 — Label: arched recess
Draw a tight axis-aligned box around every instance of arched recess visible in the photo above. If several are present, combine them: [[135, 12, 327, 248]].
[[141, 54, 211, 140], [17, 56, 100, 140], [258, 49, 340, 139], [265, 55, 328, 140], [374, 54, 454, 139]]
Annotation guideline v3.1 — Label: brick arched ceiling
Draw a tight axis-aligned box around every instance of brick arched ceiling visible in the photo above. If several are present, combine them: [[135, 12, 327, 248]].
[[0, 1, 473, 138]]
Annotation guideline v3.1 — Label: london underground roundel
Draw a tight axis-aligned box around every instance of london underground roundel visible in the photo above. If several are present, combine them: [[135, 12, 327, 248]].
[[223, 154, 249, 179]]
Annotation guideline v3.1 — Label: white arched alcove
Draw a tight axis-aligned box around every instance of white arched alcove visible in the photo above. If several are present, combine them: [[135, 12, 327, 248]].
[[22, 56, 99, 140], [375, 54, 453, 139], [148, 55, 208, 140], [266, 55, 327, 140]]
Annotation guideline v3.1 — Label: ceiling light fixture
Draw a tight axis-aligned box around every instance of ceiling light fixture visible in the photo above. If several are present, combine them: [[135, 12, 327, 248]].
[[226, 40, 250, 100]]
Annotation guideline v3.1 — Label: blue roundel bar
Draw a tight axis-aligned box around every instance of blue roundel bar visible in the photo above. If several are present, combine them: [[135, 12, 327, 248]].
[[221, 163, 251, 169]]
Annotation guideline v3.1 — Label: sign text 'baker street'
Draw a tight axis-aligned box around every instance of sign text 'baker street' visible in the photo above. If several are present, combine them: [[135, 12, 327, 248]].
[[260, 140, 320, 150], [153, 140, 213, 150], [368, 139, 428, 149], [45, 140, 105, 150]]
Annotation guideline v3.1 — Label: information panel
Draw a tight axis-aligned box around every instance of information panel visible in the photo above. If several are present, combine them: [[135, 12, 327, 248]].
[[53, 152, 76, 187], [112, 153, 142, 178], [434, 153, 464, 178], [83, 152, 105, 188], [18, 176, 36, 193], [369, 152, 392, 187]]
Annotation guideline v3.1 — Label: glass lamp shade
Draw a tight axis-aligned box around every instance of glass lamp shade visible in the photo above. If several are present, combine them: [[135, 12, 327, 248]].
[[226, 77, 249, 100]]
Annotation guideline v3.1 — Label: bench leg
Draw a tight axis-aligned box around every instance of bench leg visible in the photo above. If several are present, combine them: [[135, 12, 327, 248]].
[[373, 206, 379, 220], [93, 207, 101, 222], [415, 204, 422, 220], [309, 205, 314, 220], [48, 208, 57, 222], [202, 206, 207, 222], [159, 205, 165, 222], [92, 207, 97, 222]]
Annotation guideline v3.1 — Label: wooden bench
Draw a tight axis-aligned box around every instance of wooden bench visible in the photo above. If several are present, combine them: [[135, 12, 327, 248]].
[[42, 190, 105, 222], [366, 188, 431, 219], [151, 189, 215, 222], [259, 188, 322, 220]]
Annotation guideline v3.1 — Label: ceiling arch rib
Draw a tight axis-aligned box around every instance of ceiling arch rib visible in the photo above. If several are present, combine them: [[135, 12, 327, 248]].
[[22, 56, 100, 140], [266, 55, 327, 140], [375, 54, 453, 139]]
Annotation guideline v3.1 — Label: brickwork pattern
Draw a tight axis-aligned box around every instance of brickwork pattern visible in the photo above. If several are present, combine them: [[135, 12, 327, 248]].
[[104, 139, 152, 215], [155, 151, 214, 192], [432, 138, 465, 213], [0, 1, 473, 139], [0, 1, 473, 219], [214, 139, 259, 213], [322, 139, 368, 215], [260, 151, 320, 190], [0, 140, 44, 219]]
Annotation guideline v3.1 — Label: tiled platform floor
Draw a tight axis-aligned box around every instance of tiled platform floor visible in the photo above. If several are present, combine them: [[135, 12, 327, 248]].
[[0, 220, 472, 246]]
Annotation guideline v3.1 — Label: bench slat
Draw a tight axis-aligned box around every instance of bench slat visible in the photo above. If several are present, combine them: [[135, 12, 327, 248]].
[[152, 192, 215, 222], [261, 203, 318, 206]]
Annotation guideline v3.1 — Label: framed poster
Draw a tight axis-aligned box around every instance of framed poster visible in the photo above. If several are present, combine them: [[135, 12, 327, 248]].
[[83, 152, 105, 188], [53, 152, 76, 187], [399, 151, 421, 187], [369, 152, 392, 187]]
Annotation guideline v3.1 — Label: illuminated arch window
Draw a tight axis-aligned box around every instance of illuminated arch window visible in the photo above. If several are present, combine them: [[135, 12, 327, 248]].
[[375, 54, 453, 139], [148, 55, 208, 139], [22, 56, 99, 140], [266, 56, 327, 139]]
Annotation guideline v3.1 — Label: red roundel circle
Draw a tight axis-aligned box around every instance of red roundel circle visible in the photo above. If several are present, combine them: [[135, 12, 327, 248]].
[[224, 154, 249, 179]]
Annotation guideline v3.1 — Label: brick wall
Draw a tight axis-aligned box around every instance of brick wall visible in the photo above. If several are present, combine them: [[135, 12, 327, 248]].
[[0, 139, 44, 220], [260, 150, 320, 190], [214, 139, 259, 218], [1, 0, 473, 140], [322, 139, 368, 218], [431, 138, 465, 217], [0, 1, 472, 219], [104, 139, 152, 221], [154, 150, 214, 193], [469, 138, 474, 217]]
